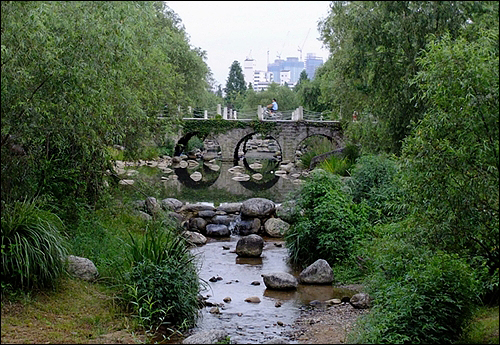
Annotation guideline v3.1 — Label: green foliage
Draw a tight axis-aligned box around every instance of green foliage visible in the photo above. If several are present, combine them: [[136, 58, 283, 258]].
[[457, 305, 500, 344], [1, 198, 69, 289], [121, 218, 201, 331], [347, 154, 404, 223], [215, 336, 231, 344], [400, 27, 499, 301], [344, 117, 394, 154], [284, 169, 370, 267], [351, 231, 481, 344], [237, 82, 300, 113], [186, 136, 204, 153], [67, 204, 140, 281], [317, 1, 482, 153], [318, 155, 351, 176], [299, 136, 337, 169], [1, 1, 212, 219], [224, 60, 246, 105]]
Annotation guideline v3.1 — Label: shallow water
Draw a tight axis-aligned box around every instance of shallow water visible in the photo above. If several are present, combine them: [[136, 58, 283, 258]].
[[181, 235, 357, 344]]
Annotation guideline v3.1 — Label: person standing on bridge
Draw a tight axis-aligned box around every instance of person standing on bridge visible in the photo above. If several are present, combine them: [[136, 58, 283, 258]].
[[267, 98, 278, 114]]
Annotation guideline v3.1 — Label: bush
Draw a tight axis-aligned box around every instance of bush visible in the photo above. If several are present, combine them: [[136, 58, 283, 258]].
[[350, 230, 481, 344], [318, 155, 351, 176], [347, 154, 404, 223], [284, 169, 370, 267], [121, 218, 201, 331], [298, 136, 337, 169], [1, 199, 69, 290]]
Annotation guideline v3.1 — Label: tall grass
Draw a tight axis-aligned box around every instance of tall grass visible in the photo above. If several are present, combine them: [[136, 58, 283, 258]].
[[1, 199, 69, 290], [299, 136, 337, 169], [120, 217, 202, 332]]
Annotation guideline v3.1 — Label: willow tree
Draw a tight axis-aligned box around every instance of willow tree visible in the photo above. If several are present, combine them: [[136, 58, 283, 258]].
[[1, 1, 211, 220], [317, 1, 481, 153]]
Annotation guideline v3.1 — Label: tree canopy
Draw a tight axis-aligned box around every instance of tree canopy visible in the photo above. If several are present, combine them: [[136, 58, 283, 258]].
[[316, 1, 484, 153], [1, 1, 214, 218]]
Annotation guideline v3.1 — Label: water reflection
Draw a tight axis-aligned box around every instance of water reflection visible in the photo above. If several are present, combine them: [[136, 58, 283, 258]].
[[163, 158, 302, 203]]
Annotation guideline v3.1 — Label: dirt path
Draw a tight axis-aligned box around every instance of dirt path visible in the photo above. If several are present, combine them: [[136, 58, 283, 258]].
[[285, 302, 369, 344]]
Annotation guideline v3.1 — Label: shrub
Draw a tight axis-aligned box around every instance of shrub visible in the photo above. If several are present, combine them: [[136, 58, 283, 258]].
[[121, 218, 201, 331], [299, 136, 337, 169], [284, 169, 370, 267], [350, 230, 481, 344], [1, 199, 69, 289], [318, 155, 351, 176], [347, 154, 404, 223]]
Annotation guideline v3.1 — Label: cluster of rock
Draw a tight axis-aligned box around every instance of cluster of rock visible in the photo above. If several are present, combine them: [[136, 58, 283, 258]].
[[132, 196, 292, 248]]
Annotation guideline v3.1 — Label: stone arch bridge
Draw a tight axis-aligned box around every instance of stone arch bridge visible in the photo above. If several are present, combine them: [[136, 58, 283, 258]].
[[172, 119, 344, 163]]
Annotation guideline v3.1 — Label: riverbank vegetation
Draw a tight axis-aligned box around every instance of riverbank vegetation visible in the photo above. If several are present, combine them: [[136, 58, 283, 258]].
[[2, 1, 498, 344], [283, 1, 499, 343]]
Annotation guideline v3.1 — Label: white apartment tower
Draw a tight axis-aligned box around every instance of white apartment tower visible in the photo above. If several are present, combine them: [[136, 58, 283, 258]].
[[243, 57, 256, 87]]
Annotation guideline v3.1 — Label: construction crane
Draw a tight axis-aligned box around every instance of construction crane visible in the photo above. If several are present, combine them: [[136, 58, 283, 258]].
[[277, 31, 290, 60], [297, 28, 311, 62]]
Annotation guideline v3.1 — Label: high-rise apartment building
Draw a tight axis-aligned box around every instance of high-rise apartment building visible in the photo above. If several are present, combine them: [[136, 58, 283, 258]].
[[305, 53, 323, 80], [267, 58, 284, 83], [243, 57, 256, 86], [240, 52, 324, 91]]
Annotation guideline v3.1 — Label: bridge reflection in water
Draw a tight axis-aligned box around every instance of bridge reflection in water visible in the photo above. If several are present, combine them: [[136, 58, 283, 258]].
[[162, 158, 304, 204]]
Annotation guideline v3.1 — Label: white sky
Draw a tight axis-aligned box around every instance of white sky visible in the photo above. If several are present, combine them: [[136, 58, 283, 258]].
[[165, 1, 332, 87]]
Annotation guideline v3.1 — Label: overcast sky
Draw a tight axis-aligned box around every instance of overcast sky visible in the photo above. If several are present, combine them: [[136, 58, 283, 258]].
[[165, 1, 332, 87]]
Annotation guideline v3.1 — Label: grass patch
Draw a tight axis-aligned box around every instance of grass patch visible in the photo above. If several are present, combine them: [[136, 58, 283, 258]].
[[1, 277, 146, 344], [457, 305, 499, 344]]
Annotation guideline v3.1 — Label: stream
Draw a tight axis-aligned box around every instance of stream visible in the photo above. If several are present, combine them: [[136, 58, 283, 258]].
[[176, 236, 357, 344], [130, 149, 356, 343]]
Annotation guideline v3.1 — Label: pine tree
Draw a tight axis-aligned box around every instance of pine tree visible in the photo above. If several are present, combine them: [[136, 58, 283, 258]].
[[224, 61, 246, 105]]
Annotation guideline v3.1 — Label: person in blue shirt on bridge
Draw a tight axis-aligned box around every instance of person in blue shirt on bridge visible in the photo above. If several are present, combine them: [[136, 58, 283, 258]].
[[267, 98, 278, 114]]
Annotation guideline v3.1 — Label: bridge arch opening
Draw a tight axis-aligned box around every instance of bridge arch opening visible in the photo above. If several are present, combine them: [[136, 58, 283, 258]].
[[174, 132, 221, 159], [234, 132, 281, 167], [172, 132, 223, 188], [231, 132, 282, 190], [295, 134, 342, 167]]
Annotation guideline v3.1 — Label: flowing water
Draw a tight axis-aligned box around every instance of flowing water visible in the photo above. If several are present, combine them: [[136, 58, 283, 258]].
[[136, 154, 356, 343], [177, 236, 357, 344]]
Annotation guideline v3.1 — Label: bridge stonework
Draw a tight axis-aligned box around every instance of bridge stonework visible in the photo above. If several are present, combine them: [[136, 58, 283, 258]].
[[174, 120, 344, 163]]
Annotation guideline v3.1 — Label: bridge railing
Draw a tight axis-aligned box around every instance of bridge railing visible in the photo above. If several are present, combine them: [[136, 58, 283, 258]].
[[159, 104, 339, 122]]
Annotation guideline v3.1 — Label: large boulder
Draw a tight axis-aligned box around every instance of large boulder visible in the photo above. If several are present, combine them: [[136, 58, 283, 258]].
[[198, 210, 216, 218], [182, 329, 228, 344], [299, 259, 334, 284], [178, 203, 216, 219], [145, 197, 161, 215], [184, 231, 207, 246], [264, 218, 290, 237], [211, 214, 237, 226], [161, 198, 183, 211], [235, 234, 264, 257], [217, 202, 242, 214], [188, 217, 207, 233], [240, 198, 275, 218], [261, 272, 298, 290], [234, 218, 261, 236], [67, 255, 99, 282], [350, 293, 372, 309], [205, 224, 230, 237], [275, 201, 297, 223]]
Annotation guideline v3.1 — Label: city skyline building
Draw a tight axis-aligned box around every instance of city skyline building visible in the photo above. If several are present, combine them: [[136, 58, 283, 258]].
[[240, 51, 323, 91], [305, 53, 324, 80]]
